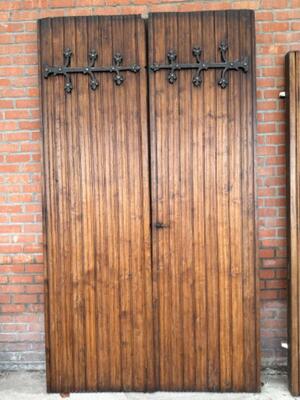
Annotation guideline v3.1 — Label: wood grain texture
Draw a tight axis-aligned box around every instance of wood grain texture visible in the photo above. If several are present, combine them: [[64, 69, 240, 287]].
[[148, 10, 260, 392], [39, 15, 154, 393], [39, 11, 259, 393], [286, 51, 300, 396]]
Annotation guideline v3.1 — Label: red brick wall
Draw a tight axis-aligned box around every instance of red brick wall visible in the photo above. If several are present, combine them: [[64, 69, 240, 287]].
[[0, 0, 297, 370]]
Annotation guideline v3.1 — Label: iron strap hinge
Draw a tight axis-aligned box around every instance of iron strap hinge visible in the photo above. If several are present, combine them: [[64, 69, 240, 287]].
[[149, 41, 249, 89], [42, 41, 249, 93], [43, 48, 140, 94]]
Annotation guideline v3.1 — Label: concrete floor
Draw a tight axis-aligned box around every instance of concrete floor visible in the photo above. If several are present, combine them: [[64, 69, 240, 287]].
[[0, 371, 299, 399]]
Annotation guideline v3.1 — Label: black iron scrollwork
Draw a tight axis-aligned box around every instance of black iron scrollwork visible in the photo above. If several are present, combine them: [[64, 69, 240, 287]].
[[149, 41, 249, 88], [43, 48, 141, 93]]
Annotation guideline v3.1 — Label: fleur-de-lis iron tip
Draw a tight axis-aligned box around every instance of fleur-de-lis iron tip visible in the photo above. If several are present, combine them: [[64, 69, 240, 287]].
[[114, 53, 123, 65], [150, 41, 249, 89], [43, 48, 141, 93], [64, 80, 73, 94], [167, 50, 177, 62]]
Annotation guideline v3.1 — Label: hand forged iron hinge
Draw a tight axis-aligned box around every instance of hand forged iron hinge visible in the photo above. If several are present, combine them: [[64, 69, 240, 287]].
[[43, 48, 140, 94], [149, 41, 249, 88], [43, 41, 249, 92]]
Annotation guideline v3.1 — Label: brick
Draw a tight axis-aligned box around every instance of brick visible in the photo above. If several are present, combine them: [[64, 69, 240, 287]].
[[20, 143, 40, 152], [256, 11, 273, 20], [24, 264, 44, 273], [257, 123, 276, 133], [18, 121, 40, 130], [1, 324, 28, 332], [257, 146, 277, 156], [259, 249, 275, 258], [0, 121, 18, 130], [11, 215, 35, 223], [15, 33, 37, 43], [260, 290, 278, 300], [0, 100, 13, 108], [0, 265, 24, 273], [274, 10, 300, 19], [264, 198, 286, 207], [0, 164, 20, 173], [0, 225, 22, 233], [48, 0, 73, 6], [276, 269, 288, 279], [262, 238, 287, 247], [0, 294, 11, 304], [261, 0, 288, 8], [260, 22, 289, 32], [260, 270, 275, 279], [266, 135, 286, 144], [291, 0, 300, 6], [257, 101, 277, 111], [10, 10, 40, 21], [6, 154, 31, 163], [4, 132, 31, 141], [16, 99, 39, 108], [266, 280, 287, 289], [274, 32, 300, 43], [14, 294, 37, 304], [1, 304, 25, 313], [263, 259, 287, 268], [9, 276, 33, 284]]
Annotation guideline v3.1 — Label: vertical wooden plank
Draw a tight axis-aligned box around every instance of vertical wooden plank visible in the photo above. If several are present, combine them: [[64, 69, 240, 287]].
[[38, 17, 54, 392], [296, 53, 300, 396], [147, 13, 160, 388], [100, 16, 123, 390], [164, 13, 184, 390], [51, 17, 71, 392], [214, 10, 232, 392], [60, 18, 76, 393], [202, 11, 220, 391], [178, 13, 196, 390], [62, 17, 77, 392], [287, 50, 300, 396], [112, 17, 133, 390], [51, 18, 64, 391], [189, 12, 208, 391], [149, 13, 175, 390], [227, 10, 244, 391], [94, 16, 112, 390], [136, 15, 156, 391], [129, 17, 155, 390], [65, 17, 86, 392], [85, 16, 99, 390], [74, 16, 89, 389], [240, 10, 260, 391], [54, 17, 74, 392]]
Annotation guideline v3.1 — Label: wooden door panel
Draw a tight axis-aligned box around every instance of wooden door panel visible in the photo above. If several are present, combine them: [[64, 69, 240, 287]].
[[39, 15, 154, 392], [40, 11, 259, 394], [148, 10, 260, 391]]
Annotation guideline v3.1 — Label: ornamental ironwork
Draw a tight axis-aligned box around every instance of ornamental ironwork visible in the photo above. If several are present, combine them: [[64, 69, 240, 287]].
[[43, 48, 141, 93], [149, 41, 249, 88], [43, 42, 249, 92]]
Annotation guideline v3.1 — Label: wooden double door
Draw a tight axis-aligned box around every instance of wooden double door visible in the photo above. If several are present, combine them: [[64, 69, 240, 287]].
[[39, 10, 259, 393]]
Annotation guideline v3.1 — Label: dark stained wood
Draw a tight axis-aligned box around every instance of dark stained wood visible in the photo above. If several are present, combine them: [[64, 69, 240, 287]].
[[148, 10, 260, 392], [39, 15, 155, 393], [214, 11, 231, 391], [39, 11, 259, 394], [286, 51, 300, 396]]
